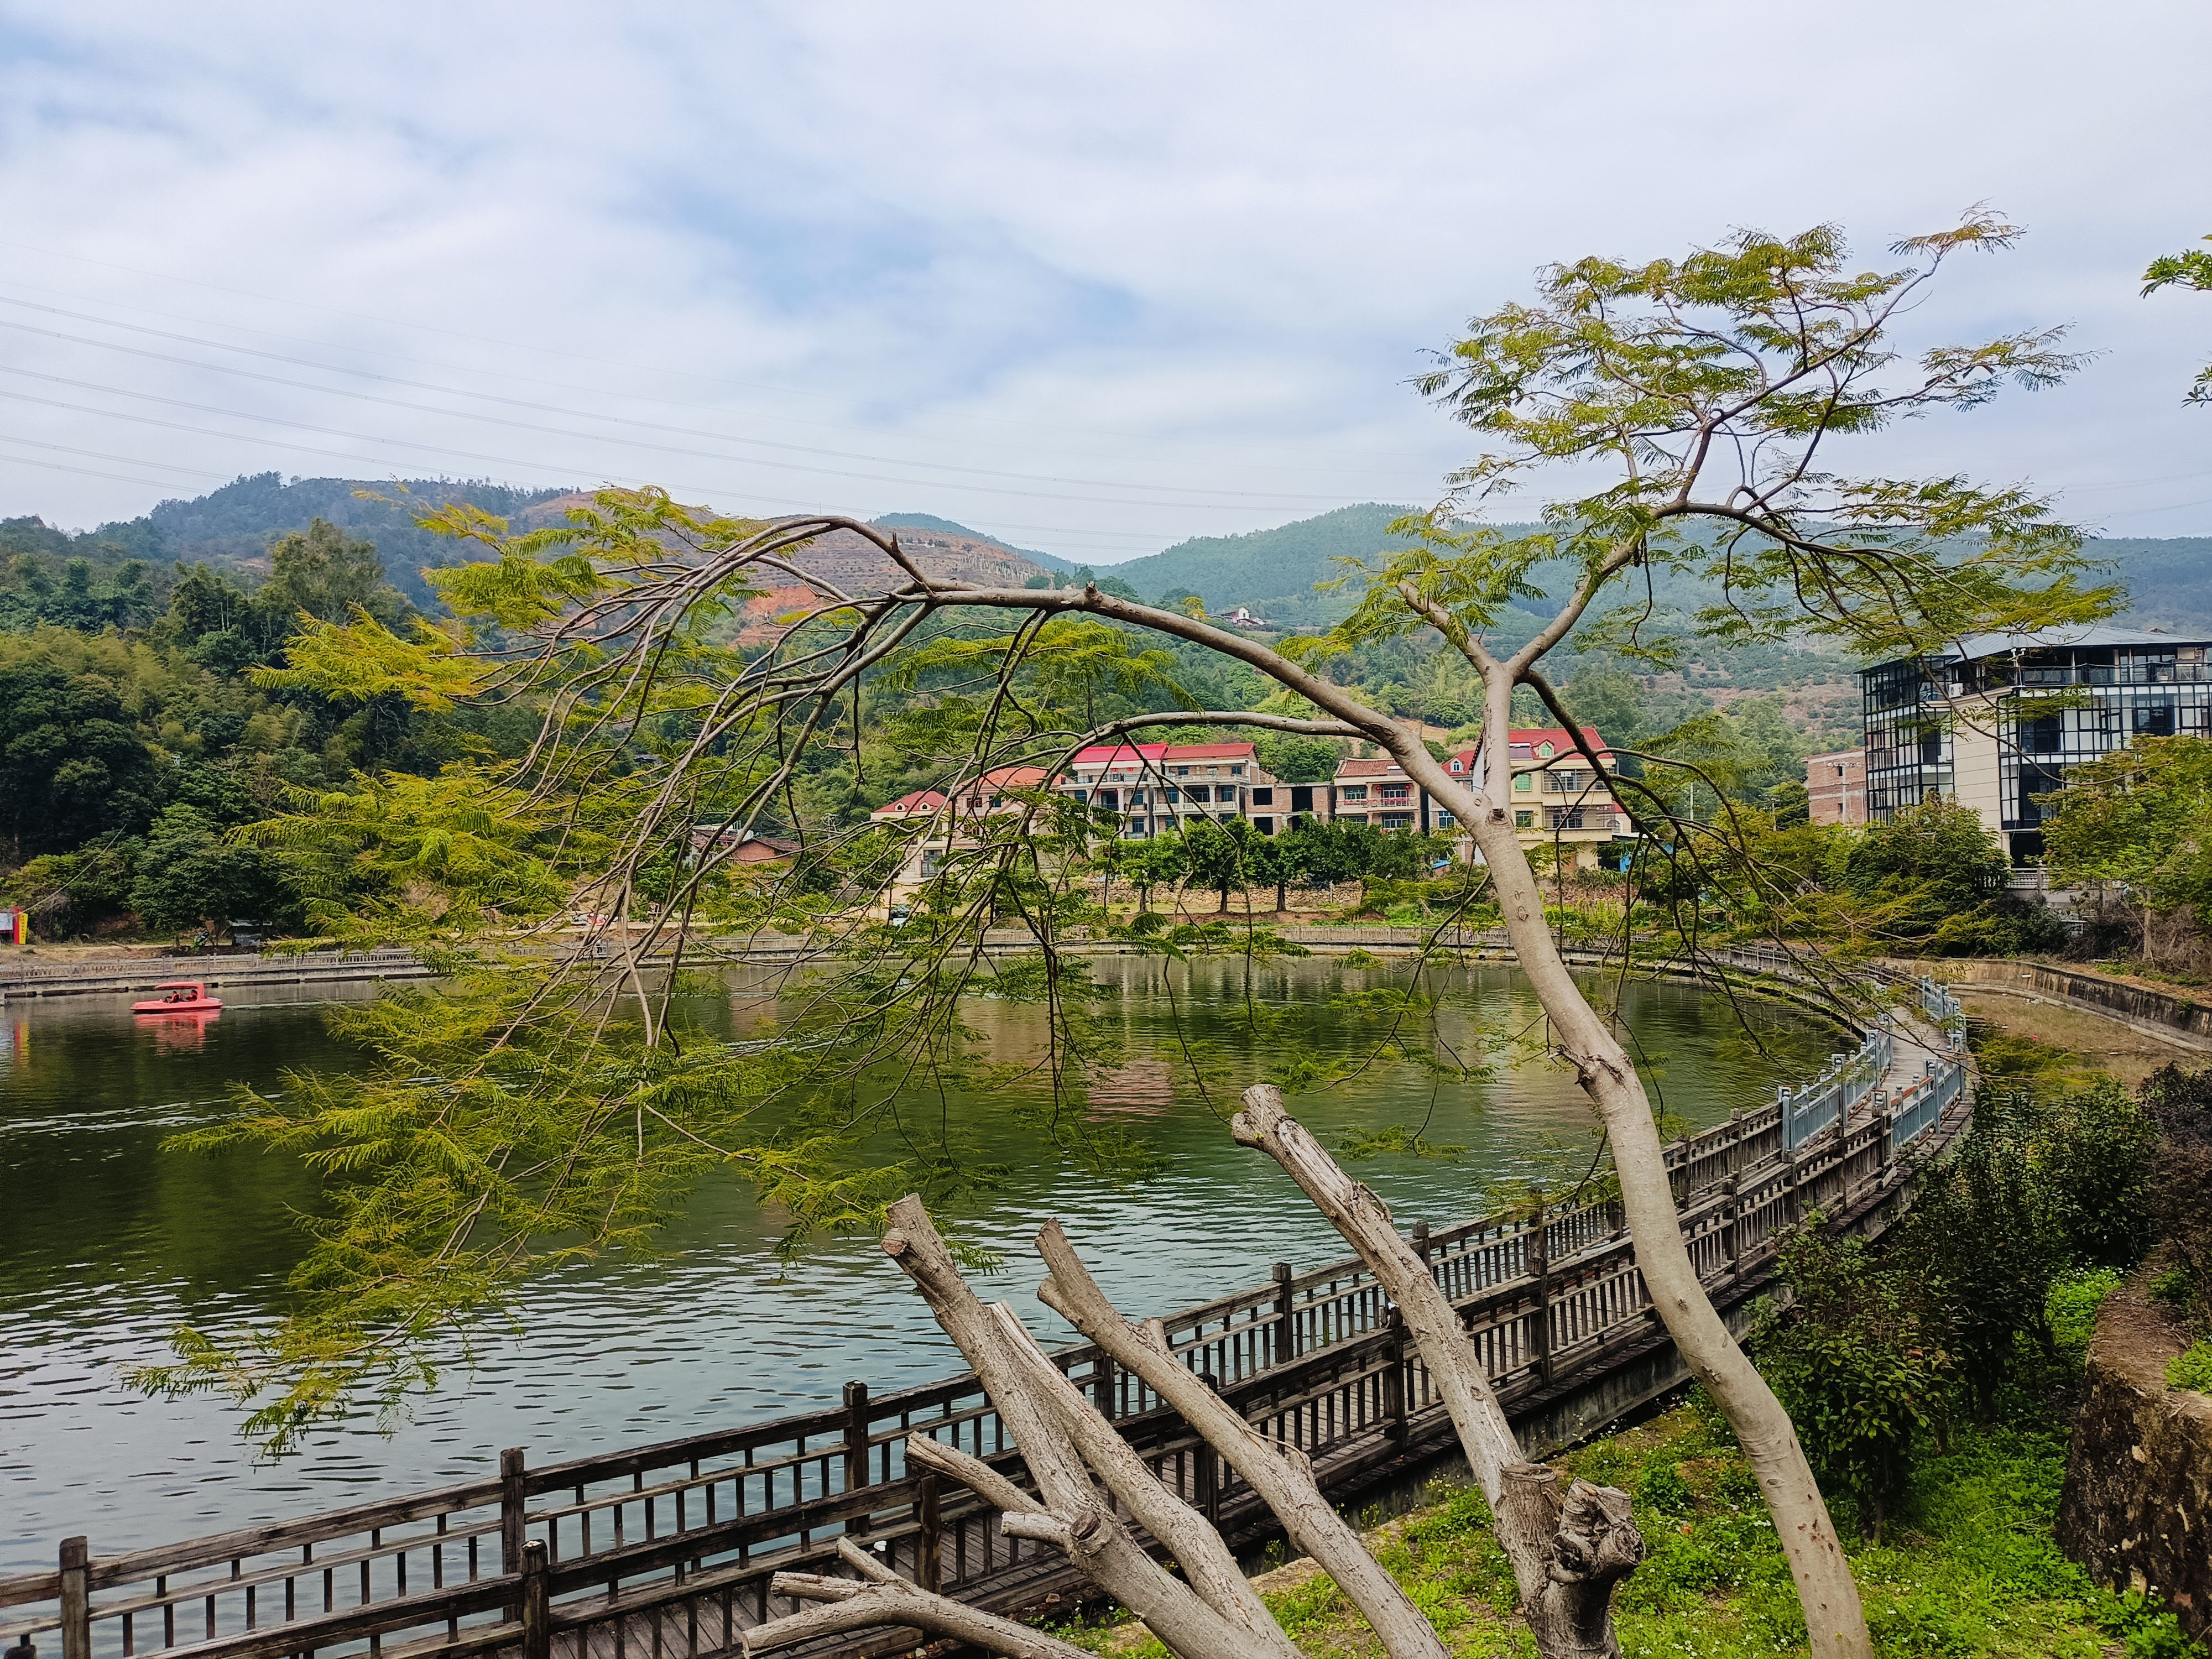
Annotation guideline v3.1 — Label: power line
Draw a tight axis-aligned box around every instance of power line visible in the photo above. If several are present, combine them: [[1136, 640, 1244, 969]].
[[0, 238, 1451, 468], [0, 306, 1407, 507], [0, 280, 1436, 492]]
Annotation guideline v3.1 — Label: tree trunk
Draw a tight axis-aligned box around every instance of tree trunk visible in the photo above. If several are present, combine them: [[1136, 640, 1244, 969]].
[[745, 1537, 1092, 1658], [1233, 1089, 1644, 1656], [1033, 1219, 1453, 1659], [1426, 749, 1871, 1659]]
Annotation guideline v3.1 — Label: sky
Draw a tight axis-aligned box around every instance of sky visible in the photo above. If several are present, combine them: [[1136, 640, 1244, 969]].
[[0, 1, 2206, 565]]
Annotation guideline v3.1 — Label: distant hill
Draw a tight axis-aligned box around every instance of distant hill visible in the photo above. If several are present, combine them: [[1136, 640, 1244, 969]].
[[15, 476, 2211, 641], [134, 473, 575, 609], [1091, 504, 1426, 627], [870, 513, 1078, 575], [2083, 536, 2212, 634]]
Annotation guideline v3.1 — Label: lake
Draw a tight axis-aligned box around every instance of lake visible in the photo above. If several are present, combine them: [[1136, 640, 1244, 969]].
[[0, 953, 1833, 1571]]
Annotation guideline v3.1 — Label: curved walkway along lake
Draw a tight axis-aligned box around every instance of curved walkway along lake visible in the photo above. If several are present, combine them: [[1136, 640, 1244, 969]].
[[0, 954, 1836, 1571]]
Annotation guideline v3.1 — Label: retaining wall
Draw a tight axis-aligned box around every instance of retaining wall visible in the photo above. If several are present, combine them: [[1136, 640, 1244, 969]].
[[2056, 1274, 2212, 1641], [1938, 958, 2212, 1048]]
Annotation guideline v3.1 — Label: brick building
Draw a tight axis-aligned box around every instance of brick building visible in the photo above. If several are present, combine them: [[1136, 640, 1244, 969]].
[[1803, 749, 1866, 826]]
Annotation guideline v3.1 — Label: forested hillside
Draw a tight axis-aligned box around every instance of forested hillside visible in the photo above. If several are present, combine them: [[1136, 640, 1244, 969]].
[[4, 472, 2208, 943]]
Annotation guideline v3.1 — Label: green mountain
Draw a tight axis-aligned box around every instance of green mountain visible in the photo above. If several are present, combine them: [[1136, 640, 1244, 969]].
[[139, 473, 573, 609], [2080, 536, 2212, 634], [1094, 504, 1426, 626]]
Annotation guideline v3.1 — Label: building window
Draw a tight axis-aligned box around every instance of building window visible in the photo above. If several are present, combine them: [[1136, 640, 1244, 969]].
[[2137, 703, 2177, 738], [1164, 787, 1180, 802], [1433, 811, 1454, 827], [1340, 784, 1368, 800], [1253, 816, 1275, 835], [1514, 773, 1532, 792], [1230, 765, 1244, 776], [1450, 759, 1464, 772], [1514, 810, 1534, 827], [1251, 787, 1274, 806]]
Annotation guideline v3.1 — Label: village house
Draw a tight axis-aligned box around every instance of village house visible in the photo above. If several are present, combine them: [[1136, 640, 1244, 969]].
[[1050, 741, 1280, 836]]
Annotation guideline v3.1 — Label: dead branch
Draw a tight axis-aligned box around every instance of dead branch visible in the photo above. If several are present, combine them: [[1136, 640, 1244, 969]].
[[744, 1535, 1092, 1658]]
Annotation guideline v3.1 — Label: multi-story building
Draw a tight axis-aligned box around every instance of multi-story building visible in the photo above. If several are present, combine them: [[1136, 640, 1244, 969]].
[[1322, 728, 1632, 869], [1860, 625, 2212, 862], [1461, 727, 1632, 870], [1051, 742, 1278, 837], [1803, 749, 1866, 826], [1328, 757, 1446, 834]]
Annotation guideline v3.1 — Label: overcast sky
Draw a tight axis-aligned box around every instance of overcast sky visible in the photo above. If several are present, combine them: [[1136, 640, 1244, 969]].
[[1, 2, 2206, 563]]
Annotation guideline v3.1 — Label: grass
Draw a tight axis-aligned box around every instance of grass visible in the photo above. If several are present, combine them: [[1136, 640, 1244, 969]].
[[1041, 1271, 2208, 1658], [2170, 1339, 2212, 1394]]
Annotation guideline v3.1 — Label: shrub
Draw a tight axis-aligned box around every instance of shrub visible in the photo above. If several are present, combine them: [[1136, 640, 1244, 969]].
[[2141, 1064, 2212, 1334], [1753, 1217, 1955, 1539], [2169, 1339, 2212, 1395]]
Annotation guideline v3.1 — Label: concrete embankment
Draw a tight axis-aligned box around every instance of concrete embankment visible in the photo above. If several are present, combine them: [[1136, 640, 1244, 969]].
[[0, 946, 432, 999], [1936, 958, 2212, 1054]]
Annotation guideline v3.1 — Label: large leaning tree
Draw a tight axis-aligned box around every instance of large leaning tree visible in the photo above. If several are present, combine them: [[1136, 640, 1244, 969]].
[[150, 213, 2110, 1659]]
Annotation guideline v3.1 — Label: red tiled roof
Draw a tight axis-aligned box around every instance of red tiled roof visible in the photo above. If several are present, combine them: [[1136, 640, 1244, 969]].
[[1071, 743, 1170, 765], [1463, 727, 1611, 762], [1070, 741, 1255, 766], [1159, 742, 1258, 760], [872, 789, 947, 817], [1333, 757, 1407, 778], [867, 765, 1046, 820]]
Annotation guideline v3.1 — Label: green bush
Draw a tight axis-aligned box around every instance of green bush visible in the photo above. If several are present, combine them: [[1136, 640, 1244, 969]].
[[1753, 1217, 1955, 1538], [2169, 1339, 2212, 1395]]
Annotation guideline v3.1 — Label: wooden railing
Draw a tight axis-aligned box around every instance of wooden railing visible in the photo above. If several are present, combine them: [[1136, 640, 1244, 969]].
[[1, 971, 1970, 1659]]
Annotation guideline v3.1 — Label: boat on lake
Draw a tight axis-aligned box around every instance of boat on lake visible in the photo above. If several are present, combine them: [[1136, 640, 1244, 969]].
[[131, 981, 221, 1014]]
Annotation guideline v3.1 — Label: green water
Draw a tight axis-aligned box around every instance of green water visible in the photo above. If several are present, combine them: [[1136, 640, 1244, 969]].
[[0, 955, 1831, 1571]]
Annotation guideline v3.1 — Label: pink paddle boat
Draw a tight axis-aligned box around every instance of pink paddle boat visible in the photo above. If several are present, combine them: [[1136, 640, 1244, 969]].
[[132, 980, 222, 1014]]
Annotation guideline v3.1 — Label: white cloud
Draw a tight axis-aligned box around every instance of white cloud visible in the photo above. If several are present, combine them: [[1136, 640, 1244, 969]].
[[0, 0, 2205, 555]]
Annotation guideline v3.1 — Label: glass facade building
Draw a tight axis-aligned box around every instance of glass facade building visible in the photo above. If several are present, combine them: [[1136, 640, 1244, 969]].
[[1861, 627, 2212, 862]]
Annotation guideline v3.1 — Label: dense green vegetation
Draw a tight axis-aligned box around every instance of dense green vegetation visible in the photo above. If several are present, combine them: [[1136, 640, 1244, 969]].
[[3, 474, 2182, 957], [0, 512, 537, 940]]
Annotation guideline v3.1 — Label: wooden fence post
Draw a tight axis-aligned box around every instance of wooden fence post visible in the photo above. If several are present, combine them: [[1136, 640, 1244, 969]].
[[843, 1381, 872, 1537], [1781, 1150, 1800, 1227], [58, 1537, 88, 1659], [1271, 1261, 1296, 1366], [1528, 1190, 1554, 1386], [499, 1447, 525, 1618], [1878, 1102, 1896, 1182], [1195, 1374, 1222, 1525], [519, 1542, 550, 1659], [1095, 1349, 1119, 1421], [916, 1473, 942, 1594], [1385, 1307, 1410, 1451], [1725, 1177, 1743, 1283]]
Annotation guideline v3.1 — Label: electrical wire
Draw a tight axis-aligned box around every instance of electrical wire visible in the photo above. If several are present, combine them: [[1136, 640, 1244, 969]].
[[0, 306, 1404, 507]]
